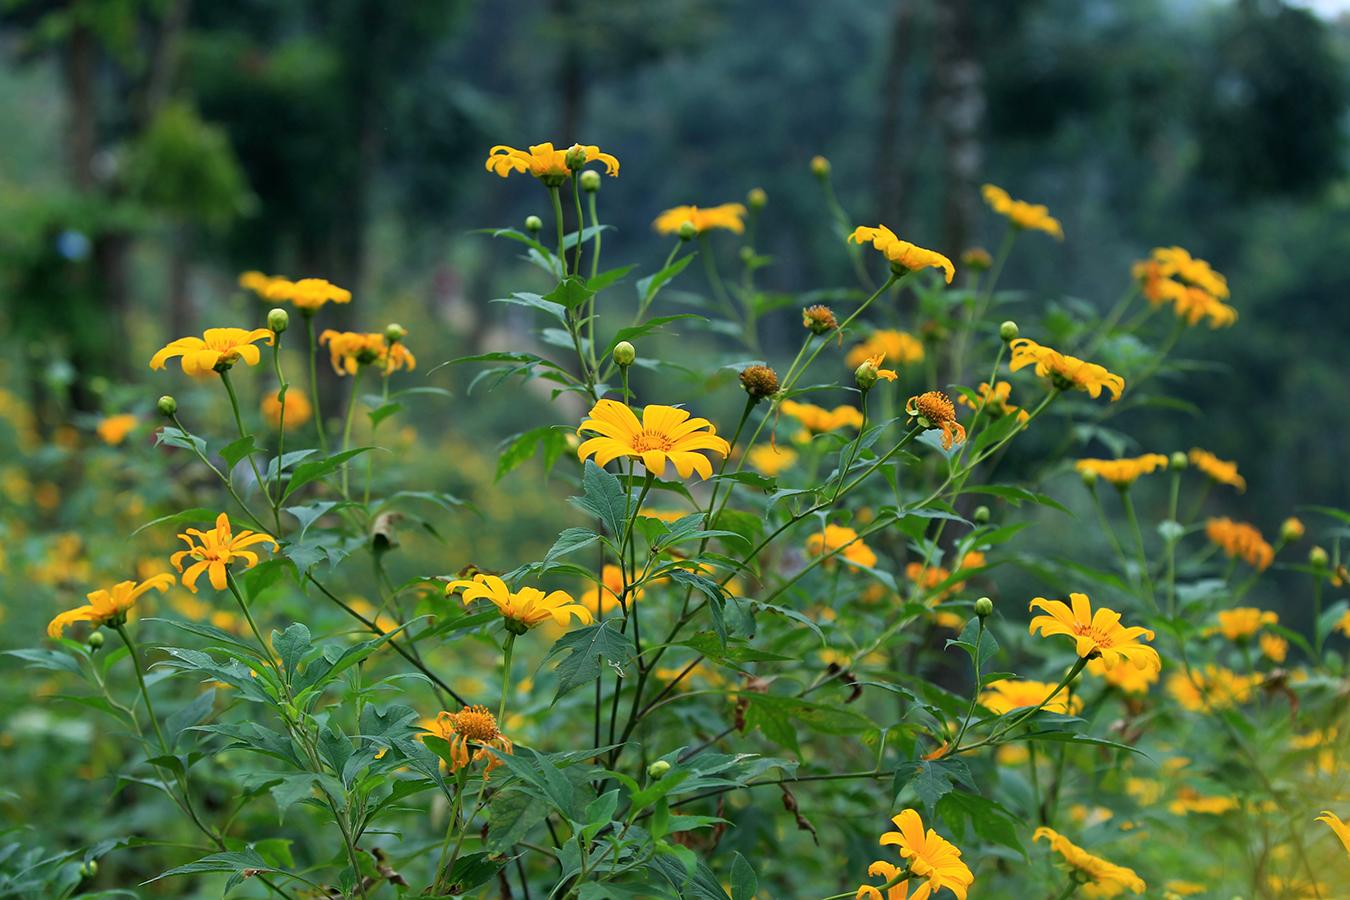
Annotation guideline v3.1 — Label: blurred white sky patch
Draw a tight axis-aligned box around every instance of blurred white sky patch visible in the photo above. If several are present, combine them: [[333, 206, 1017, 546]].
[[1287, 0, 1350, 17]]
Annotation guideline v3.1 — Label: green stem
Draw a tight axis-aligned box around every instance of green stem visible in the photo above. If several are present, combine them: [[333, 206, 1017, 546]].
[[219, 368, 274, 517], [113, 622, 170, 755], [304, 313, 328, 454], [270, 337, 289, 506], [225, 572, 278, 678], [169, 413, 268, 531], [499, 633, 516, 726], [1120, 488, 1157, 612], [339, 367, 366, 496], [550, 185, 567, 277], [587, 191, 602, 281]]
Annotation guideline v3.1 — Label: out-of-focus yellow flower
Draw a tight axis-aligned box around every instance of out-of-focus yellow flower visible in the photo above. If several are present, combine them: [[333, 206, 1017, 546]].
[[1267, 875, 1330, 898], [1205, 517, 1273, 571], [1009, 338, 1124, 401], [961, 247, 993, 271], [1163, 880, 1207, 897], [747, 444, 796, 476], [849, 225, 955, 283], [320, 330, 416, 376], [956, 381, 1028, 423], [979, 679, 1082, 716], [1033, 827, 1145, 896], [1133, 247, 1235, 329], [1125, 777, 1164, 805], [653, 203, 747, 235], [1087, 655, 1158, 695], [580, 564, 641, 617], [1338, 609, 1350, 638], [1188, 448, 1245, 492], [1166, 665, 1260, 712], [485, 142, 619, 184], [1168, 787, 1239, 816], [263, 277, 352, 311], [96, 414, 138, 446], [347, 598, 401, 635], [981, 184, 1063, 239], [446, 573, 591, 633], [1075, 454, 1168, 488], [806, 524, 877, 569], [577, 399, 730, 480], [171, 513, 279, 592], [47, 574, 175, 638], [867, 809, 974, 900], [1214, 607, 1277, 641], [262, 388, 312, 430], [1291, 728, 1337, 751], [906, 391, 966, 450], [846, 330, 925, 369], [640, 509, 689, 523], [1029, 592, 1160, 672], [1316, 810, 1350, 856], [238, 271, 288, 299], [150, 328, 274, 376], [780, 400, 864, 438], [34, 481, 60, 511], [425, 706, 513, 778]]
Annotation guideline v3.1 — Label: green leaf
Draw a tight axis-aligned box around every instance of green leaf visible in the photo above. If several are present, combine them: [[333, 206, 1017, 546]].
[[605, 314, 707, 357], [893, 757, 974, 813], [144, 849, 277, 884], [282, 447, 377, 501], [273, 623, 311, 682], [544, 275, 597, 310], [572, 460, 628, 537], [486, 789, 549, 853], [497, 426, 569, 481], [547, 620, 635, 703], [3, 648, 85, 677], [219, 435, 259, 471], [544, 527, 602, 569], [937, 790, 1027, 857], [154, 426, 207, 456], [729, 853, 758, 900], [587, 264, 636, 293], [165, 688, 216, 750], [637, 254, 694, 303], [367, 401, 403, 429], [132, 507, 220, 537], [442, 852, 505, 895]]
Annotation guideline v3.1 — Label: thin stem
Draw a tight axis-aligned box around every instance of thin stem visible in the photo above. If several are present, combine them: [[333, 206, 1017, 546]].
[[339, 367, 366, 496], [305, 314, 328, 454], [499, 633, 516, 726], [1120, 488, 1157, 612], [113, 623, 170, 755], [219, 368, 273, 514], [550, 185, 567, 277]]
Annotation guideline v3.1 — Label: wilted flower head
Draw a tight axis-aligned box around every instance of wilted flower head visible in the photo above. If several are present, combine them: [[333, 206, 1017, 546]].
[[802, 304, 838, 334], [426, 705, 514, 777], [739, 364, 780, 401], [320, 330, 416, 376], [956, 381, 1028, 423], [906, 391, 966, 449]]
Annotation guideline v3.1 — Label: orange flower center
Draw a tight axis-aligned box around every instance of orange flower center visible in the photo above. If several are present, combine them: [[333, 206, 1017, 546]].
[[449, 705, 500, 741], [914, 391, 956, 424], [1073, 622, 1114, 649], [630, 429, 674, 453]]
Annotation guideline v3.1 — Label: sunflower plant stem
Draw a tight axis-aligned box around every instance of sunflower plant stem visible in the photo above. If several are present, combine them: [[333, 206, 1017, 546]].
[[113, 623, 171, 756], [1083, 283, 1139, 355], [304, 313, 328, 454], [587, 191, 602, 281], [1164, 471, 1181, 618], [951, 618, 985, 751], [549, 185, 567, 277], [959, 657, 1089, 753], [339, 367, 366, 496], [219, 368, 273, 513], [432, 769, 470, 893], [570, 174, 586, 276], [698, 234, 741, 327], [499, 633, 515, 726], [226, 572, 279, 680], [169, 414, 268, 532], [952, 226, 1015, 380], [1119, 489, 1157, 612], [270, 338, 289, 507], [1027, 742, 1043, 821], [1053, 880, 1080, 900]]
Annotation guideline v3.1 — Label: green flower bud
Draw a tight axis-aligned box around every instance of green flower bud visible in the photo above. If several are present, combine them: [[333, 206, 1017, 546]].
[[1310, 545, 1329, 568], [678, 221, 698, 241], [973, 505, 991, 524], [854, 359, 880, 391], [580, 169, 602, 193], [999, 320, 1019, 342], [267, 307, 289, 334], [739, 246, 754, 263], [647, 759, 672, 779], [974, 597, 994, 618], [613, 341, 636, 368], [525, 215, 543, 234], [156, 395, 177, 417], [79, 859, 98, 879], [564, 144, 589, 172], [87, 630, 105, 650], [810, 155, 831, 178], [1080, 467, 1098, 488], [747, 187, 767, 209], [1169, 451, 1188, 470], [385, 322, 407, 344]]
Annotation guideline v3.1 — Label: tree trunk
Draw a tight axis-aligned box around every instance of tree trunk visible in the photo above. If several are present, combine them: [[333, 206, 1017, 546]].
[[934, 0, 983, 258]]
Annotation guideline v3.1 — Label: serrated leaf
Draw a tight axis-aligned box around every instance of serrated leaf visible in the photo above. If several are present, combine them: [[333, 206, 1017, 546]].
[[572, 460, 628, 537], [547, 620, 635, 703]]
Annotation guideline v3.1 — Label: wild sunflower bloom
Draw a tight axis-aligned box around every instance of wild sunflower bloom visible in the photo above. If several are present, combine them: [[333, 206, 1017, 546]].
[[849, 225, 955, 283], [1033, 828, 1145, 897], [1133, 246, 1235, 328], [846, 330, 925, 369], [1166, 665, 1260, 712], [981, 184, 1063, 239], [1316, 811, 1350, 856], [263, 277, 352, 312], [956, 381, 1029, 423], [96, 413, 138, 446], [1168, 788, 1238, 816], [580, 564, 642, 616], [1187, 448, 1245, 492], [1163, 881, 1208, 897], [653, 203, 747, 235], [806, 524, 878, 569], [1074, 454, 1169, 489], [171, 513, 279, 592], [319, 330, 416, 376], [906, 391, 966, 450], [446, 573, 592, 634], [47, 574, 176, 638], [238, 270, 278, 296], [1259, 632, 1288, 663], [426, 706, 514, 777], [747, 444, 797, 476], [1086, 656, 1158, 695], [484, 142, 619, 185], [576, 399, 730, 479], [262, 388, 312, 430], [1009, 338, 1124, 401], [1205, 517, 1273, 571], [150, 327, 275, 376], [1214, 607, 1278, 641], [874, 809, 974, 900], [780, 400, 864, 437], [979, 679, 1083, 716], [1028, 593, 1161, 672]]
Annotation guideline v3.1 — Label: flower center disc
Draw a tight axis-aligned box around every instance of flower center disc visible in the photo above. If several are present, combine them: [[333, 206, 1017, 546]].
[[630, 430, 674, 453]]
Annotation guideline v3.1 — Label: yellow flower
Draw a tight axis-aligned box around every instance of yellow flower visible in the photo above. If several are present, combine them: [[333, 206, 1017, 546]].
[[979, 679, 1083, 716], [747, 444, 797, 476], [854, 860, 918, 900], [1028, 592, 1160, 672], [1205, 517, 1273, 571], [1291, 728, 1337, 750], [1168, 787, 1238, 816], [96, 414, 138, 446], [263, 277, 352, 311], [906, 391, 966, 450], [1166, 665, 1260, 712], [1338, 610, 1350, 639], [1214, 607, 1277, 641], [874, 809, 974, 900], [171, 513, 279, 592], [425, 706, 514, 777], [238, 270, 278, 296], [1187, 448, 1245, 492], [150, 327, 275, 376], [484, 142, 619, 184], [653, 203, 747, 235], [320, 330, 416, 376], [1009, 338, 1124, 401], [1163, 881, 1207, 897], [261, 388, 312, 430], [580, 564, 642, 617], [1086, 656, 1158, 695], [1133, 247, 1235, 328], [1074, 454, 1168, 488], [1033, 828, 1145, 897], [780, 400, 864, 436], [849, 225, 955, 283], [576, 399, 730, 480], [445, 573, 592, 632], [956, 381, 1028, 423], [846, 330, 925, 369], [1316, 810, 1350, 856], [981, 184, 1063, 239], [806, 524, 878, 569], [47, 574, 176, 638]]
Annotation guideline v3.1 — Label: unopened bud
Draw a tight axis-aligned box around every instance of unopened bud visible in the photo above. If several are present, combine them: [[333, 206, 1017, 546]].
[[973, 505, 991, 524], [1309, 546, 1329, 568], [747, 187, 767, 209], [678, 221, 698, 241], [384, 323, 407, 344], [564, 143, 589, 172], [802, 304, 837, 335], [87, 630, 105, 650], [961, 247, 993, 271], [647, 759, 671, 779], [267, 307, 289, 334], [974, 597, 994, 618], [1280, 517, 1305, 543], [156, 395, 177, 417], [810, 155, 831, 179], [739, 246, 754, 263], [739, 364, 779, 401], [1169, 451, 1188, 470], [525, 215, 543, 234], [999, 320, 1019, 342], [79, 859, 98, 879], [579, 169, 601, 193], [854, 359, 880, 391], [1080, 468, 1098, 488], [613, 341, 636, 368]]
